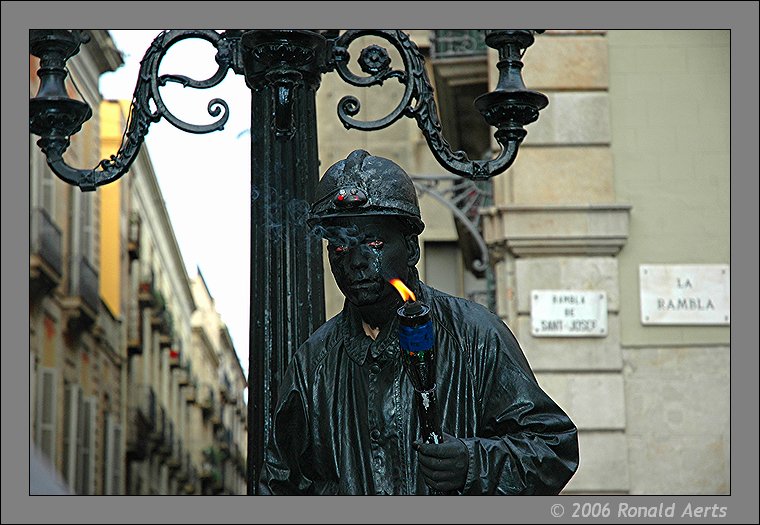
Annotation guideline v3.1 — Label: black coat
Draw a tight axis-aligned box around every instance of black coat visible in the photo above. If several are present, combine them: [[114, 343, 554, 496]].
[[260, 283, 579, 495]]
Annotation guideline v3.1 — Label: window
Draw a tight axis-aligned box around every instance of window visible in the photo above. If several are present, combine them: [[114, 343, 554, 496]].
[[35, 367, 57, 464], [76, 395, 96, 495], [424, 240, 492, 308], [30, 137, 56, 216], [62, 383, 96, 494], [424, 241, 461, 296], [62, 382, 81, 487], [103, 412, 122, 494]]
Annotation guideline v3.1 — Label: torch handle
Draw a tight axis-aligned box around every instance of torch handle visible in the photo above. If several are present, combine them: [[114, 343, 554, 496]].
[[413, 387, 456, 496], [415, 387, 443, 445]]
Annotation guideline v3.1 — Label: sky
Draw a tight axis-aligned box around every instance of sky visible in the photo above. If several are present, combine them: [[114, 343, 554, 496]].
[[100, 30, 253, 375]]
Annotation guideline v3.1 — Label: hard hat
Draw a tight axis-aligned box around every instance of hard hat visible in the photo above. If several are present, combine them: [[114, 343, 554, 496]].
[[308, 149, 424, 234]]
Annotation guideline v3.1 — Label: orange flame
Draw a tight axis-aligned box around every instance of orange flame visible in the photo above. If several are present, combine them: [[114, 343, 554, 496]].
[[389, 278, 416, 302]]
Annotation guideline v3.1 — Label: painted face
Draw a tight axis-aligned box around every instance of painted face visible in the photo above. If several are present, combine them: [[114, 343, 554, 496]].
[[323, 216, 411, 307]]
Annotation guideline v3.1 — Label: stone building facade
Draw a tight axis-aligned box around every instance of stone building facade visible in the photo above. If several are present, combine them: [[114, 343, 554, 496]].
[[29, 31, 125, 495], [101, 100, 248, 495], [29, 30, 248, 494]]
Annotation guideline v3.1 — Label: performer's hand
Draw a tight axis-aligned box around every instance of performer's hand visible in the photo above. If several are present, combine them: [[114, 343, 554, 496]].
[[413, 432, 469, 492]]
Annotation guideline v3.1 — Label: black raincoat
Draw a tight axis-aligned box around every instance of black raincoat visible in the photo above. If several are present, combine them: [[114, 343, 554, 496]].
[[260, 283, 579, 495]]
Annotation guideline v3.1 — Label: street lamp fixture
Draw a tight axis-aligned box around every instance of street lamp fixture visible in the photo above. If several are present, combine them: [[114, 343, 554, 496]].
[[29, 28, 548, 494]]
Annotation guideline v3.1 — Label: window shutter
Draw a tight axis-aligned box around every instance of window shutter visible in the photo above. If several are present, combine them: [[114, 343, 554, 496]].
[[35, 368, 57, 465], [103, 413, 123, 495], [103, 413, 112, 494], [112, 423, 122, 494], [63, 382, 81, 486], [76, 396, 96, 495]]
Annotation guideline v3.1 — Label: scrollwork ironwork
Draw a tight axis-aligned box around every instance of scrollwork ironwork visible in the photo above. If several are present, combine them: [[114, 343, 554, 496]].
[[411, 174, 491, 273], [328, 30, 530, 181], [31, 30, 237, 191]]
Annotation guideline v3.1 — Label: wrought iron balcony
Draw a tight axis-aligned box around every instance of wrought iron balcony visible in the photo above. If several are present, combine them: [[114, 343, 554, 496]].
[[177, 361, 190, 387], [30, 208, 63, 298], [184, 380, 197, 405], [150, 404, 166, 445], [200, 387, 215, 419], [126, 385, 157, 462], [61, 255, 99, 333], [210, 402, 223, 430], [137, 267, 155, 308], [430, 30, 487, 59], [219, 376, 235, 405], [176, 450, 190, 483], [169, 345, 181, 369], [216, 426, 232, 454], [166, 420, 175, 451], [183, 463, 198, 495]]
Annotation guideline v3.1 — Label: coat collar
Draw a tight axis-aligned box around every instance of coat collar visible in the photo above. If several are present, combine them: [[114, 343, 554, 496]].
[[336, 282, 431, 366]]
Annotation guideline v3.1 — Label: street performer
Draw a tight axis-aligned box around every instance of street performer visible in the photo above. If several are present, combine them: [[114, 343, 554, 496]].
[[259, 149, 578, 495]]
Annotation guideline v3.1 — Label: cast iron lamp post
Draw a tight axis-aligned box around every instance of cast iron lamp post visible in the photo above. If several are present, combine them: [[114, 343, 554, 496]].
[[29, 28, 548, 494]]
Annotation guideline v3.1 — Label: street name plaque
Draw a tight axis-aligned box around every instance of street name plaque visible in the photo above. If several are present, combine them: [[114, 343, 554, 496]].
[[531, 290, 608, 337], [639, 264, 730, 325]]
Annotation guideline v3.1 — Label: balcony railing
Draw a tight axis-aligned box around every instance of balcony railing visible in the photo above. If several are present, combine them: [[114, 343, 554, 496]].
[[138, 268, 155, 308], [430, 30, 487, 59], [30, 208, 63, 294], [216, 427, 232, 454], [126, 385, 156, 462], [184, 380, 197, 405], [70, 255, 99, 314], [150, 404, 166, 446], [60, 255, 99, 333]]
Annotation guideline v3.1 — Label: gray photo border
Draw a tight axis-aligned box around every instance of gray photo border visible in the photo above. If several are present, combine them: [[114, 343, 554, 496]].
[[2, 1, 757, 523]]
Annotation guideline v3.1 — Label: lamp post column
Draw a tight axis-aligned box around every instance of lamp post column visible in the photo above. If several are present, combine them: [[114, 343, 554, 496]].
[[241, 30, 328, 494]]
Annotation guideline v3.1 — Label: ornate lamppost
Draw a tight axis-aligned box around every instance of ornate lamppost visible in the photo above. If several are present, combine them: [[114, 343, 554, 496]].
[[29, 28, 548, 494]]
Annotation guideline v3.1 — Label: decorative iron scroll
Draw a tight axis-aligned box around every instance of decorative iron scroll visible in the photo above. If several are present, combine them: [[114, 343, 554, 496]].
[[411, 174, 492, 273], [329, 30, 540, 181], [31, 30, 239, 191], [31, 29, 546, 190]]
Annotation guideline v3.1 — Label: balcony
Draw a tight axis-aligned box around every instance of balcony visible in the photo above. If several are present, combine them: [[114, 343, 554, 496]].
[[177, 363, 190, 387], [199, 447, 224, 495], [30, 208, 63, 299], [126, 386, 157, 462], [175, 451, 190, 483], [210, 402, 223, 430], [127, 212, 140, 261], [219, 381, 235, 405], [61, 256, 99, 333], [152, 303, 174, 348], [430, 30, 487, 59], [169, 346, 181, 370], [216, 426, 232, 455], [167, 435, 182, 471], [137, 269, 155, 308], [184, 381, 197, 405], [150, 404, 166, 447], [232, 442, 246, 476], [157, 419, 174, 459], [199, 388, 214, 418], [182, 464, 198, 495]]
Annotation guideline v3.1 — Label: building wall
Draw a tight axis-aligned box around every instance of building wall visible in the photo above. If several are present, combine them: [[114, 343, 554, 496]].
[[190, 274, 248, 495], [608, 30, 730, 494], [483, 29, 730, 494], [29, 30, 125, 495]]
